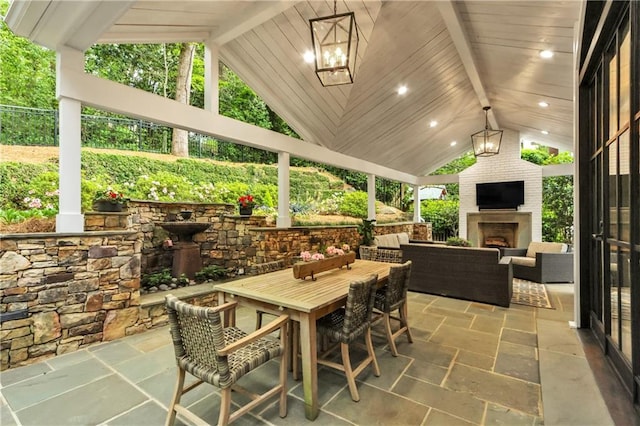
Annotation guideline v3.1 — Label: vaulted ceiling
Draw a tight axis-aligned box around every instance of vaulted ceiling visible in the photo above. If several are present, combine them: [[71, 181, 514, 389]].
[[5, 0, 581, 178]]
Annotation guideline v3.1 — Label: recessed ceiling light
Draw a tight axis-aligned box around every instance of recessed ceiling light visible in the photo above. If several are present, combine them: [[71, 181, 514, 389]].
[[450, 141, 457, 146], [538, 101, 549, 108], [429, 120, 438, 128], [303, 50, 315, 63], [540, 50, 554, 59], [397, 85, 408, 95], [541, 130, 549, 135]]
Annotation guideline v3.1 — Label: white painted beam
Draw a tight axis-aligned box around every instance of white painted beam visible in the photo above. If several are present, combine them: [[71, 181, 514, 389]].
[[57, 69, 419, 185], [437, 1, 499, 129], [212, 1, 299, 45]]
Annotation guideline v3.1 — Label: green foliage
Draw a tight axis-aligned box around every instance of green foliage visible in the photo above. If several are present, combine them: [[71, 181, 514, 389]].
[[429, 152, 476, 199], [421, 199, 459, 236], [0, 208, 55, 224], [357, 219, 376, 246], [0, 3, 57, 109], [194, 265, 228, 283], [339, 191, 368, 219], [445, 237, 471, 247], [522, 146, 575, 243], [141, 269, 172, 288]]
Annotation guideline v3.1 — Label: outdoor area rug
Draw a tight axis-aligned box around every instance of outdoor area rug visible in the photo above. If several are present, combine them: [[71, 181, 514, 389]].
[[512, 279, 553, 309]]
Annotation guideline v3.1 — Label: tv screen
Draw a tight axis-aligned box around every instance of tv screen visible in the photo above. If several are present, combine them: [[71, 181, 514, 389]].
[[476, 180, 524, 209]]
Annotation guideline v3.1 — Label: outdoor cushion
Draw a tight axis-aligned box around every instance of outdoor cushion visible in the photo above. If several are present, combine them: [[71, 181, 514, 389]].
[[526, 242, 568, 258], [396, 232, 410, 245], [375, 234, 400, 248], [511, 256, 536, 267]]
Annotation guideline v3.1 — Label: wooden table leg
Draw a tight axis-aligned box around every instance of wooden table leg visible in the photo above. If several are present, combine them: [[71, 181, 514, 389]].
[[298, 312, 319, 420]]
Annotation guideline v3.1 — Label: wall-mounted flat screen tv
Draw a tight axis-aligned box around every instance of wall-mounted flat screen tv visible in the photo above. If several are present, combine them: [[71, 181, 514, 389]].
[[476, 180, 524, 210]]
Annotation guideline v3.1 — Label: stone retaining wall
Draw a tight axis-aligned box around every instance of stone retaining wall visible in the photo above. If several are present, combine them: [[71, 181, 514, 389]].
[[0, 231, 141, 370], [1, 202, 431, 370]]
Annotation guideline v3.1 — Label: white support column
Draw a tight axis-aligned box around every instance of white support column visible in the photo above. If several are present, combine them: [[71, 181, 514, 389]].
[[204, 41, 219, 114], [367, 174, 376, 220], [55, 48, 84, 233], [277, 152, 291, 228], [413, 184, 421, 222]]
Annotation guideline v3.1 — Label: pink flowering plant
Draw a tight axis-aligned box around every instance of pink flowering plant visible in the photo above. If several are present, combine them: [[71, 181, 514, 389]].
[[299, 243, 351, 262]]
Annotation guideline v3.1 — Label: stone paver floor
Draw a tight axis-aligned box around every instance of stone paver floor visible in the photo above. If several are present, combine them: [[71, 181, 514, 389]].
[[0, 286, 623, 425]]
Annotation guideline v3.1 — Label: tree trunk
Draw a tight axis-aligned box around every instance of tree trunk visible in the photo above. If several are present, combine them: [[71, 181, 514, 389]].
[[172, 42, 196, 157]]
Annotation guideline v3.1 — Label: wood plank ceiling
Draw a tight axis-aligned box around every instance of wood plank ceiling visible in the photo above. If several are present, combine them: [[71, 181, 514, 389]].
[[8, 0, 581, 178]]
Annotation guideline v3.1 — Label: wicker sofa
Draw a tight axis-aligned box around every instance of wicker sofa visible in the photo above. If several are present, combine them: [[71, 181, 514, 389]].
[[359, 232, 431, 263], [401, 243, 513, 307], [501, 241, 573, 283]]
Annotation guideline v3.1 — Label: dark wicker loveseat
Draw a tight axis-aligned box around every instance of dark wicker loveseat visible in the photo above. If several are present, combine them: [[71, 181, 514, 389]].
[[501, 241, 573, 283], [401, 243, 513, 307]]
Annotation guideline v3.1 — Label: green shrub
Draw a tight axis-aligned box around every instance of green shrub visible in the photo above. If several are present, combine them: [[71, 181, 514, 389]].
[[445, 237, 471, 247], [195, 265, 228, 282], [339, 191, 368, 219], [141, 269, 189, 288], [421, 199, 459, 236]]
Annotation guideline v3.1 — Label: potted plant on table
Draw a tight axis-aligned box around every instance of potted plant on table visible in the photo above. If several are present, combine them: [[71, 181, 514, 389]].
[[93, 188, 128, 212], [238, 194, 256, 216]]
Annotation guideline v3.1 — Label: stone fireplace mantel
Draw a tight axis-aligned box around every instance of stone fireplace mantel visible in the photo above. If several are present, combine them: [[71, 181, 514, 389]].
[[467, 211, 532, 248]]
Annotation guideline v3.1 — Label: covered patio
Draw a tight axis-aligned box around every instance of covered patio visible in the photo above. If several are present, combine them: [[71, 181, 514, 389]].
[[3, 0, 640, 423], [0, 288, 625, 425]]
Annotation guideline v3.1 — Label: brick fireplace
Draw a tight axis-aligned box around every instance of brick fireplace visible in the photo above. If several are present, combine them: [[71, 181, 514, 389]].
[[459, 129, 542, 248]]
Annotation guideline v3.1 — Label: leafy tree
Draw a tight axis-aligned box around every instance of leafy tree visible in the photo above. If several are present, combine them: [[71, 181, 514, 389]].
[[523, 147, 574, 243], [421, 199, 459, 238], [0, 0, 56, 108], [429, 152, 476, 199]]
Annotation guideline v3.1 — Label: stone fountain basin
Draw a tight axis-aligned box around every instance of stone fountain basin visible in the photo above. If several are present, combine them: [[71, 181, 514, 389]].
[[159, 222, 210, 241]]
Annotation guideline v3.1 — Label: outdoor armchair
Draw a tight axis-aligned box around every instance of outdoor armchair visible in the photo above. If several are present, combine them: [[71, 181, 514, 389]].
[[165, 294, 289, 426]]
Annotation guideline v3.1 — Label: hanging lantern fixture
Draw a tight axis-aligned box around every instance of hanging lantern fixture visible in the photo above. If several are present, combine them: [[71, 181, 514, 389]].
[[309, 0, 359, 86], [471, 106, 503, 157]]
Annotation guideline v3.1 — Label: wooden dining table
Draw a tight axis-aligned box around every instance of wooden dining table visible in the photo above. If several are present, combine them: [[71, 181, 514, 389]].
[[214, 259, 392, 420]]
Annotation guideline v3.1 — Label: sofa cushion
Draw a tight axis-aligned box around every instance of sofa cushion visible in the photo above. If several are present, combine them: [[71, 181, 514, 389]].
[[375, 234, 400, 248], [397, 232, 410, 245], [526, 242, 568, 258], [511, 256, 536, 267]]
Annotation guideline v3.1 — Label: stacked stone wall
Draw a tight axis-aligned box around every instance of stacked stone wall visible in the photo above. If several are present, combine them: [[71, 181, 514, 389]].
[[0, 231, 141, 370], [0, 200, 432, 370]]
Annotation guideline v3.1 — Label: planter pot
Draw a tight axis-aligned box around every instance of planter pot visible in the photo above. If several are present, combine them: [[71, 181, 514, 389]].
[[93, 200, 125, 212], [239, 206, 253, 216]]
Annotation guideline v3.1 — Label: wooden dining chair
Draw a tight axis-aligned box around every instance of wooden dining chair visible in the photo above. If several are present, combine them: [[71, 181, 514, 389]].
[[314, 274, 381, 402], [372, 260, 414, 356], [164, 294, 289, 426]]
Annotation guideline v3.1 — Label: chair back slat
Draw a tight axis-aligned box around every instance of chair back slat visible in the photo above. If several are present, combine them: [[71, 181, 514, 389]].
[[382, 261, 412, 311], [165, 295, 229, 383], [342, 274, 378, 340]]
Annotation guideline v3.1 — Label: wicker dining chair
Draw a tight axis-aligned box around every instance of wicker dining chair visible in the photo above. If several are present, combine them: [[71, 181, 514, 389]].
[[164, 294, 289, 426], [373, 260, 414, 356], [314, 274, 381, 402]]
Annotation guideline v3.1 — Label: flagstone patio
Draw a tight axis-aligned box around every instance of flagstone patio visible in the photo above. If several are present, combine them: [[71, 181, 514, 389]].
[[0, 285, 631, 426]]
